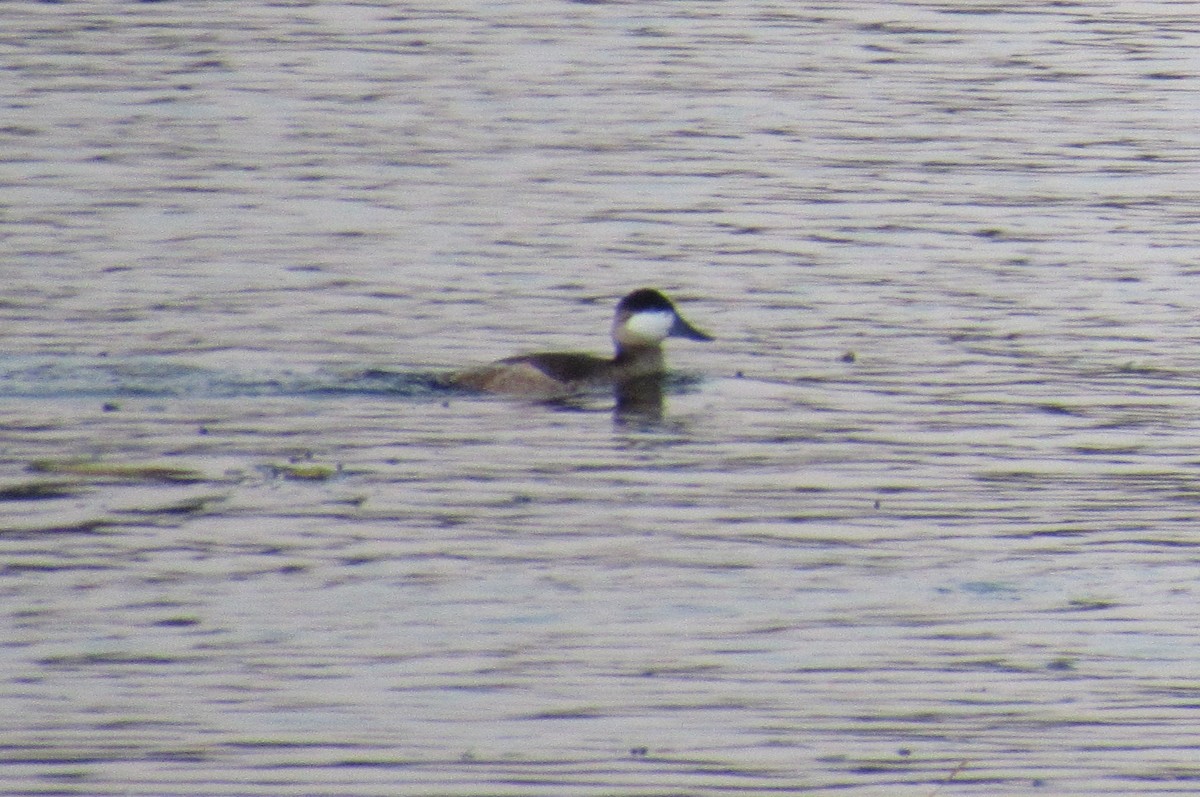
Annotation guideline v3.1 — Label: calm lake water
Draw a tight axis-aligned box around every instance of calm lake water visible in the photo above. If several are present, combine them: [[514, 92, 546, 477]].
[[3, 1, 1200, 795]]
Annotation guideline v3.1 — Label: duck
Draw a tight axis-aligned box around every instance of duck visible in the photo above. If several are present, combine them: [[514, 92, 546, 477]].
[[448, 288, 713, 402]]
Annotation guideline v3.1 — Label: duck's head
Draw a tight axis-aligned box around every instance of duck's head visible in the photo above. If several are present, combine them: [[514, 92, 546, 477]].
[[612, 288, 713, 349]]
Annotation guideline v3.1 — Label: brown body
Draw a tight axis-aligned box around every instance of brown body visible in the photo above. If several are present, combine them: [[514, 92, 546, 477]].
[[449, 352, 615, 399]]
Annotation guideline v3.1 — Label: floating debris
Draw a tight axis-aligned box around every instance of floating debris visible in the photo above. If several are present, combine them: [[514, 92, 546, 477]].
[[262, 462, 338, 481]]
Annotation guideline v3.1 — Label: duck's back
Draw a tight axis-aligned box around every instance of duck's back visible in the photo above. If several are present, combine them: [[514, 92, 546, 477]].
[[449, 352, 612, 398]]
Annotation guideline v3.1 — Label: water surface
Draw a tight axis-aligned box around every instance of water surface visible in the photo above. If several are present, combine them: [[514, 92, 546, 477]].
[[3, 1, 1200, 795]]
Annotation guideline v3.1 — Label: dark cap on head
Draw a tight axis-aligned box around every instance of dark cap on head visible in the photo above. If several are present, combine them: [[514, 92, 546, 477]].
[[618, 288, 677, 314]]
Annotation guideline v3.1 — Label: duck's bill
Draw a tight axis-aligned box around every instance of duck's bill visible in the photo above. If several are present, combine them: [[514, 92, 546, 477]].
[[670, 314, 714, 341]]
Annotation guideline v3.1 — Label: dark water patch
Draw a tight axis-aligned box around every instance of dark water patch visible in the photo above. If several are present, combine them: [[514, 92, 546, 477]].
[[2, 559, 114, 574], [0, 357, 449, 400], [0, 518, 114, 538], [38, 651, 184, 668], [28, 459, 205, 484], [118, 495, 223, 515], [153, 616, 202, 628], [0, 481, 85, 501]]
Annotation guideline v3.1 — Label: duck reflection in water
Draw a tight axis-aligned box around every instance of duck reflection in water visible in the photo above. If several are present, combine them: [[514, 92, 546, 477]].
[[448, 288, 713, 422]]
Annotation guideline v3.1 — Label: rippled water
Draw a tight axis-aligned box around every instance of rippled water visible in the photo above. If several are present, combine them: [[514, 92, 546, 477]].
[[4, 1, 1200, 794]]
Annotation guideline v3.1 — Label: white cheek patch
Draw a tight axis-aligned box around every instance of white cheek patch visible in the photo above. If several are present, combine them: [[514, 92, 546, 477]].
[[623, 310, 675, 342]]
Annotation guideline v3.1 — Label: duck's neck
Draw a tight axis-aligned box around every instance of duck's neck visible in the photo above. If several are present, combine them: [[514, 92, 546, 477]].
[[613, 345, 667, 422], [613, 343, 665, 378]]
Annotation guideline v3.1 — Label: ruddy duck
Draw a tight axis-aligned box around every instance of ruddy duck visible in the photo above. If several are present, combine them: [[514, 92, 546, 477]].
[[448, 288, 713, 402]]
